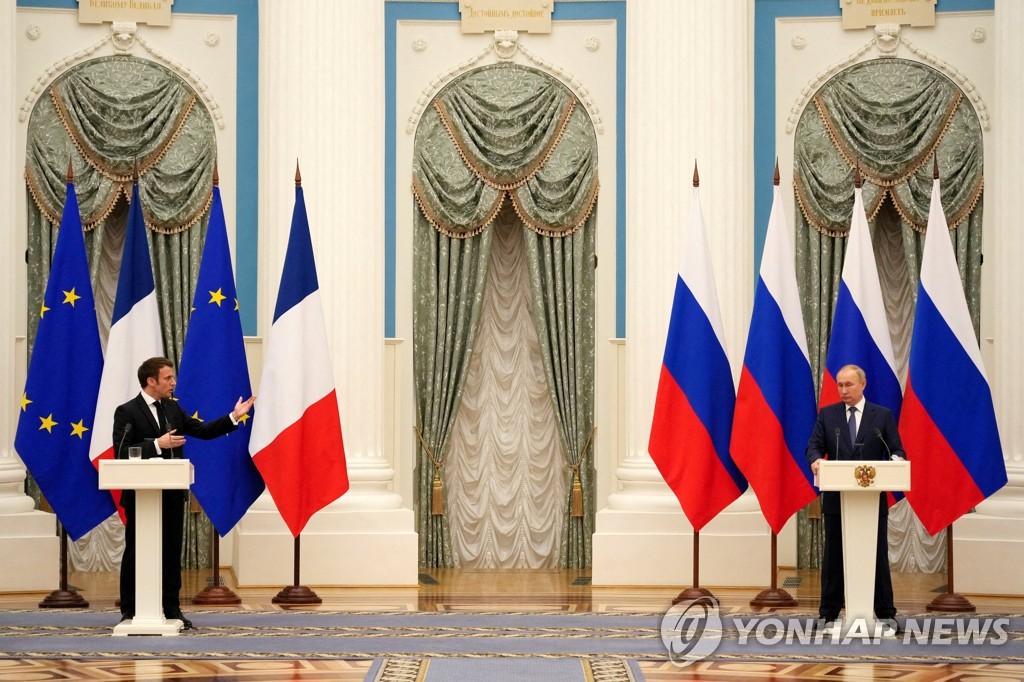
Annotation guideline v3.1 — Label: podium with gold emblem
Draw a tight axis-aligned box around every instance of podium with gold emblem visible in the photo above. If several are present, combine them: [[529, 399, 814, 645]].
[[816, 461, 910, 633]]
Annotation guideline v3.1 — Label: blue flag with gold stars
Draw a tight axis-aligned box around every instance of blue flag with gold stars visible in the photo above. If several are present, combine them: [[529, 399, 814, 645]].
[[176, 184, 265, 536], [15, 180, 116, 541]]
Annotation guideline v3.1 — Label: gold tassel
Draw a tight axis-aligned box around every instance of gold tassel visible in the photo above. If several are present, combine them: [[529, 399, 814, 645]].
[[431, 472, 444, 516], [571, 471, 583, 517]]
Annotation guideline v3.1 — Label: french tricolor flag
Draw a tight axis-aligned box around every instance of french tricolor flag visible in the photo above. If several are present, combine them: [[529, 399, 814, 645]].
[[901, 174, 1005, 536], [249, 177, 349, 537], [731, 175, 817, 535], [821, 181, 902, 419], [89, 181, 164, 479], [649, 174, 746, 532]]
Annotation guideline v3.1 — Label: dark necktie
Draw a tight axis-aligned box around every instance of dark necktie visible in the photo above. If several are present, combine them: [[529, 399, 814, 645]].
[[155, 400, 168, 433], [848, 406, 858, 445]]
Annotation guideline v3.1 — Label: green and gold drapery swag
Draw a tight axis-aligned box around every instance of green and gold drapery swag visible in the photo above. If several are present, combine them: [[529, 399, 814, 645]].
[[413, 64, 599, 568], [792, 58, 984, 569], [24, 55, 217, 569]]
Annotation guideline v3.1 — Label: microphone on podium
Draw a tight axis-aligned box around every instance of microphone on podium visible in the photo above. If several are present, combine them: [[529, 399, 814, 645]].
[[117, 423, 132, 459]]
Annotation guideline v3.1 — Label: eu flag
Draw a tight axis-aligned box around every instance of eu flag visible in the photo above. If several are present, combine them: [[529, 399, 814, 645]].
[[15, 179, 116, 540], [176, 183, 265, 536]]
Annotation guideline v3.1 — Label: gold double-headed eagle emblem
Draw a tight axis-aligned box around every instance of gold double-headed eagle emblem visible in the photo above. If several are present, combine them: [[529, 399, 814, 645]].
[[854, 464, 877, 488]]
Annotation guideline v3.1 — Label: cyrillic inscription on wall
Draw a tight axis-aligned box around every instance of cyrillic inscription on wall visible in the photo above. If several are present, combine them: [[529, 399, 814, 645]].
[[841, 0, 935, 29], [78, 0, 173, 27], [460, 1, 553, 34]]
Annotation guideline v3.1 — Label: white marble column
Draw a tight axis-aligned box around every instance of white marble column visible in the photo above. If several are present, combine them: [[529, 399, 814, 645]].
[[592, 0, 765, 586], [953, 0, 1024, 596], [0, 0, 60, 591], [233, 0, 416, 586]]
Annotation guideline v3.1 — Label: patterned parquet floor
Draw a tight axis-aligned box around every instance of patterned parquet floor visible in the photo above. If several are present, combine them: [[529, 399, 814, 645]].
[[1, 567, 1023, 680]]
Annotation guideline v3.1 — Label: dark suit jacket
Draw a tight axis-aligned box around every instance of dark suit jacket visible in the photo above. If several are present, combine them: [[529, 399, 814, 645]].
[[112, 393, 237, 499], [806, 400, 905, 514]]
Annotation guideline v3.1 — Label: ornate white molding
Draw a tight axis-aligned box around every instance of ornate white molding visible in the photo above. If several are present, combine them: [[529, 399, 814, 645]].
[[18, 24, 226, 130], [784, 30, 992, 134], [405, 34, 605, 135], [135, 33, 225, 129], [18, 34, 111, 123]]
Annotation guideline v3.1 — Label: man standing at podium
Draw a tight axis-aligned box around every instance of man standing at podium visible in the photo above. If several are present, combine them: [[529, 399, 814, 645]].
[[114, 357, 255, 629], [807, 364, 905, 628]]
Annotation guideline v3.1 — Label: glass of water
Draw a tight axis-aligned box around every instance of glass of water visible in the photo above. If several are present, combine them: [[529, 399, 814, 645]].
[[127, 446, 142, 460]]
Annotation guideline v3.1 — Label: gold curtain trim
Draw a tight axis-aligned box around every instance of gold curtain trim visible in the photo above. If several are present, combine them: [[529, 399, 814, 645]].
[[433, 96, 577, 191], [24, 169, 212, 235], [793, 173, 849, 238], [887, 175, 984, 234], [812, 90, 963, 189], [509, 178, 600, 238], [795, 172, 984, 238], [411, 176, 505, 240], [143, 186, 213, 235], [50, 86, 199, 183]]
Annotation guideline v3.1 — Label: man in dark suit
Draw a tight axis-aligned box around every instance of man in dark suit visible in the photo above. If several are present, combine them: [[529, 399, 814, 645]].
[[114, 357, 255, 629], [807, 364, 905, 629]]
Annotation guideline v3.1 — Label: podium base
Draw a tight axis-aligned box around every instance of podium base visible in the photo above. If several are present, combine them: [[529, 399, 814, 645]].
[[749, 588, 797, 609], [113, 617, 183, 637], [272, 585, 322, 605], [39, 589, 89, 609]]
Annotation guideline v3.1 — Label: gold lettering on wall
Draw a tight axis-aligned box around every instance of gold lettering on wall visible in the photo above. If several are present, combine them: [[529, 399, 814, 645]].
[[460, 1, 553, 34], [841, 0, 935, 29], [79, 0, 173, 26]]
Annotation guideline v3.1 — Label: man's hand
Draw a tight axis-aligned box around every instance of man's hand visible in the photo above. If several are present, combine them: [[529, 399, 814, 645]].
[[232, 395, 256, 421], [158, 429, 185, 450], [811, 459, 821, 476]]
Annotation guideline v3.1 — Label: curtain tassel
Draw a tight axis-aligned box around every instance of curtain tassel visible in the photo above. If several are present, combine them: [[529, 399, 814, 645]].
[[571, 471, 583, 517], [431, 472, 444, 516]]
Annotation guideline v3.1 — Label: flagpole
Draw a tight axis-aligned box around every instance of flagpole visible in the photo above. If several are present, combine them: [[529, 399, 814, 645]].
[[39, 523, 88, 608], [926, 525, 975, 612], [749, 530, 797, 608], [673, 530, 714, 604], [192, 525, 241, 606], [272, 535, 322, 605]]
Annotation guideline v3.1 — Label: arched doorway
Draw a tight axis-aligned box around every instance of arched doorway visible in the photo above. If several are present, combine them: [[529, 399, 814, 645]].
[[792, 57, 985, 573], [411, 63, 599, 569], [24, 54, 217, 571]]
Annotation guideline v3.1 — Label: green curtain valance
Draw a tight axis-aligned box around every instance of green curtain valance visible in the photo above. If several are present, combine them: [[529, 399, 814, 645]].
[[413, 64, 599, 239], [25, 55, 215, 235], [794, 58, 983, 236]]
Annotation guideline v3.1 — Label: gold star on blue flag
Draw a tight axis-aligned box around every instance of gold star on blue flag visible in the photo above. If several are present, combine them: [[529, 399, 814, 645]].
[[15, 178, 116, 540], [176, 182, 265, 536]]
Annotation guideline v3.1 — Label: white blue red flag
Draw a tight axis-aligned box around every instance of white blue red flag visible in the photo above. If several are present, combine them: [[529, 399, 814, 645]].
[[249, 180, 349, 537], [89, 181, 164, 505], [820, 185, 902, 418], [15, 177, 117, 540], [649, 181, 746, 531], [731, 179, 817, 535], [176, 182, 265, 536], [902, 177, 1005, 535]]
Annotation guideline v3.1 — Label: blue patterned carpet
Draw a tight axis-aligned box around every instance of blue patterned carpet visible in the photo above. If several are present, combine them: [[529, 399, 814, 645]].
[[0, 609, 1021, 666]]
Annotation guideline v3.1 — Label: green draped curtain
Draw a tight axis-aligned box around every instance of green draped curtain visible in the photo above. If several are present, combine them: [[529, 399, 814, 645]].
[[24, 55, 217, 569], [793, 58, 984, 568], [413, 63, 599, 568]]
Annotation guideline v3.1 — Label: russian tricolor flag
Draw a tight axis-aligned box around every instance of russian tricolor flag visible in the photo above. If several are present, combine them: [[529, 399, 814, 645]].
[[901, 175, 1006, 536], [731, 177, 817, 535], [820, 183, 902, 418], [649, 177, 746, 532], [89, 181, 164, 483], [249, 177, 349, 537]]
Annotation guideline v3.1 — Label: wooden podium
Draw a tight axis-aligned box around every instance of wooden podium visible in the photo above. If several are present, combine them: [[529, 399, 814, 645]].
[[816, 460, 910, 634], [99, 459, 194, 636]]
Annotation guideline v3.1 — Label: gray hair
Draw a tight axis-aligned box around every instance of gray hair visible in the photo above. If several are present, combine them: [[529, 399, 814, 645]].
[[838, 364, 866, 382]]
